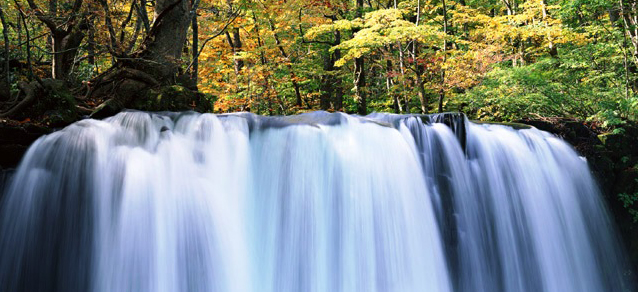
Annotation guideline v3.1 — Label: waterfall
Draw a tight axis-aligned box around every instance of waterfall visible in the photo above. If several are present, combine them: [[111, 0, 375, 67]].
[[0, 111, 632, 292]]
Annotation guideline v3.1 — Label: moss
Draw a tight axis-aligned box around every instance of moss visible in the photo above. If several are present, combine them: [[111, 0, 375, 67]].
[[597, 133, 613, 145], [473, 120, 532, 130], [14, 79, 78, 127], [132, 85, 211, 112]]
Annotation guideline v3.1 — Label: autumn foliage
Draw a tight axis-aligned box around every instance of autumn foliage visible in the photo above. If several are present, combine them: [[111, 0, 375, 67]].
[[0, 0, 636, 124]]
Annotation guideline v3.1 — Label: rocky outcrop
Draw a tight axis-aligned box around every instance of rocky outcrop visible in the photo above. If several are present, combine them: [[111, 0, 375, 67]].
[[0, 121, 52, 169], [91, 85, 212, 119]]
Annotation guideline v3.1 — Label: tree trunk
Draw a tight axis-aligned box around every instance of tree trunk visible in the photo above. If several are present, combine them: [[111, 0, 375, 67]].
[[334, 77, 343, 111], [0, 5, 10, 101], [319, 29, 342, 111], [392, 0, 405, 113], [233, 28, 243, 72], [354, 57, 366, 115], [51, 34, 64, 80], [91, 0, 195, 118], [87, 18, 95, 67], [332, 30, 343, 111], [439, 0, 448, 113], [413, 0, 427, 114], [26, 0, 86, 81], [51, 29, 86, 80], [268, 19, 304, 107], [137, 0, 151, 32], [225, 28, 243, 76], [619, 0, 638, 92], [386, 59, 400, 113], [253, 14, 273, 114], [415, 72, 428, 114], [319, 51, 334, 110], [191, 10, 198, 83], [16, 11, 22, 62], [137, 0, 192, 79], [397, 42, 409, 113], [540, 0, 557, 57], [354, 0, 367, 115]]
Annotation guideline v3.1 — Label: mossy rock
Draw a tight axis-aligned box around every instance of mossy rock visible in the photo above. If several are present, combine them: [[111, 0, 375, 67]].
[[15, 79, 78, 127], [597, 132, 618, 145], [473, 120, 532, 130], [133, 85, 212, 112]]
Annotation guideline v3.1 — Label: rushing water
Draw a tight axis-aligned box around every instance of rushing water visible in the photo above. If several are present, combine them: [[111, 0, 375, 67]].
[[0, 111, 633, 292]]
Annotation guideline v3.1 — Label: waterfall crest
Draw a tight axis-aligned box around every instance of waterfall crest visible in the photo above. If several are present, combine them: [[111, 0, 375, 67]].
[[0, 111, 632, 292]]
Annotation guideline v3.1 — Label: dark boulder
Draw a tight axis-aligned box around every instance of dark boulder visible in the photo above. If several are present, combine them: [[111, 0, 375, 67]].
[[0, 121, 51, 168]]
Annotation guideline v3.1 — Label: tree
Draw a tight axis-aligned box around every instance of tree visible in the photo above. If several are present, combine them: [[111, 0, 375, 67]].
[[25, 0, 87, 81], [0, 0, 633, 125], [90, 0, 204, 117]]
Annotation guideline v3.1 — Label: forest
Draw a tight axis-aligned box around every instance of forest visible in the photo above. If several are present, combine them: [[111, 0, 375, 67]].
[[0, 0, 636, 126], [3, 0, 638, 285]]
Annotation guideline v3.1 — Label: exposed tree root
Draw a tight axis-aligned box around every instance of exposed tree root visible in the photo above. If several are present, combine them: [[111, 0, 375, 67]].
[[0, 81, 40, 118]]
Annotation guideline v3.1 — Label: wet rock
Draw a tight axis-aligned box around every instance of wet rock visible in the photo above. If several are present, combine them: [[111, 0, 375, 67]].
[[0, 121, 51, 168]]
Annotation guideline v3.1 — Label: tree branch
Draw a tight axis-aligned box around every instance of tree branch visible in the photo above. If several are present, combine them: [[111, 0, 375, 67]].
[[125, 17, 143, 54], [24, 0, 57, 31], [14, 0, 42, 86], [184, 11, 238, 72], [136, 0, 151, 32], [119, 1, 137, 45], [98, 0, 121, 56], [64, 0, 84, 31], [299, 10, 338, 46]]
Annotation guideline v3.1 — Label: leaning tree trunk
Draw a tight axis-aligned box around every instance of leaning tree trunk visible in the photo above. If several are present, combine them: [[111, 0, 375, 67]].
[[91, 0, 194, 118], [138, 0, 192, 79]]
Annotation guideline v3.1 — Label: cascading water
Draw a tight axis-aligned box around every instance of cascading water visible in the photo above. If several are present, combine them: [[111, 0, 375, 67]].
[[0, 111, 632, 292]]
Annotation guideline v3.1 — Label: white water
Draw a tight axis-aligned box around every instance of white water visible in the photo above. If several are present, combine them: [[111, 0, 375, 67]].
[[0, 111, 632, 292]]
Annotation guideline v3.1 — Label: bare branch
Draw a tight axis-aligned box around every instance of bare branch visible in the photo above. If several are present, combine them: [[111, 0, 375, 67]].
[[98, 0, 120, 55], [24, 0, 57, 31], [184, 11, 239, 72], [137, 0, 151, 32], [119, 1, 137, 44], [65, 0, 85, 31], [14, 0, 42, 86], [125, 17, 143, 54]]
